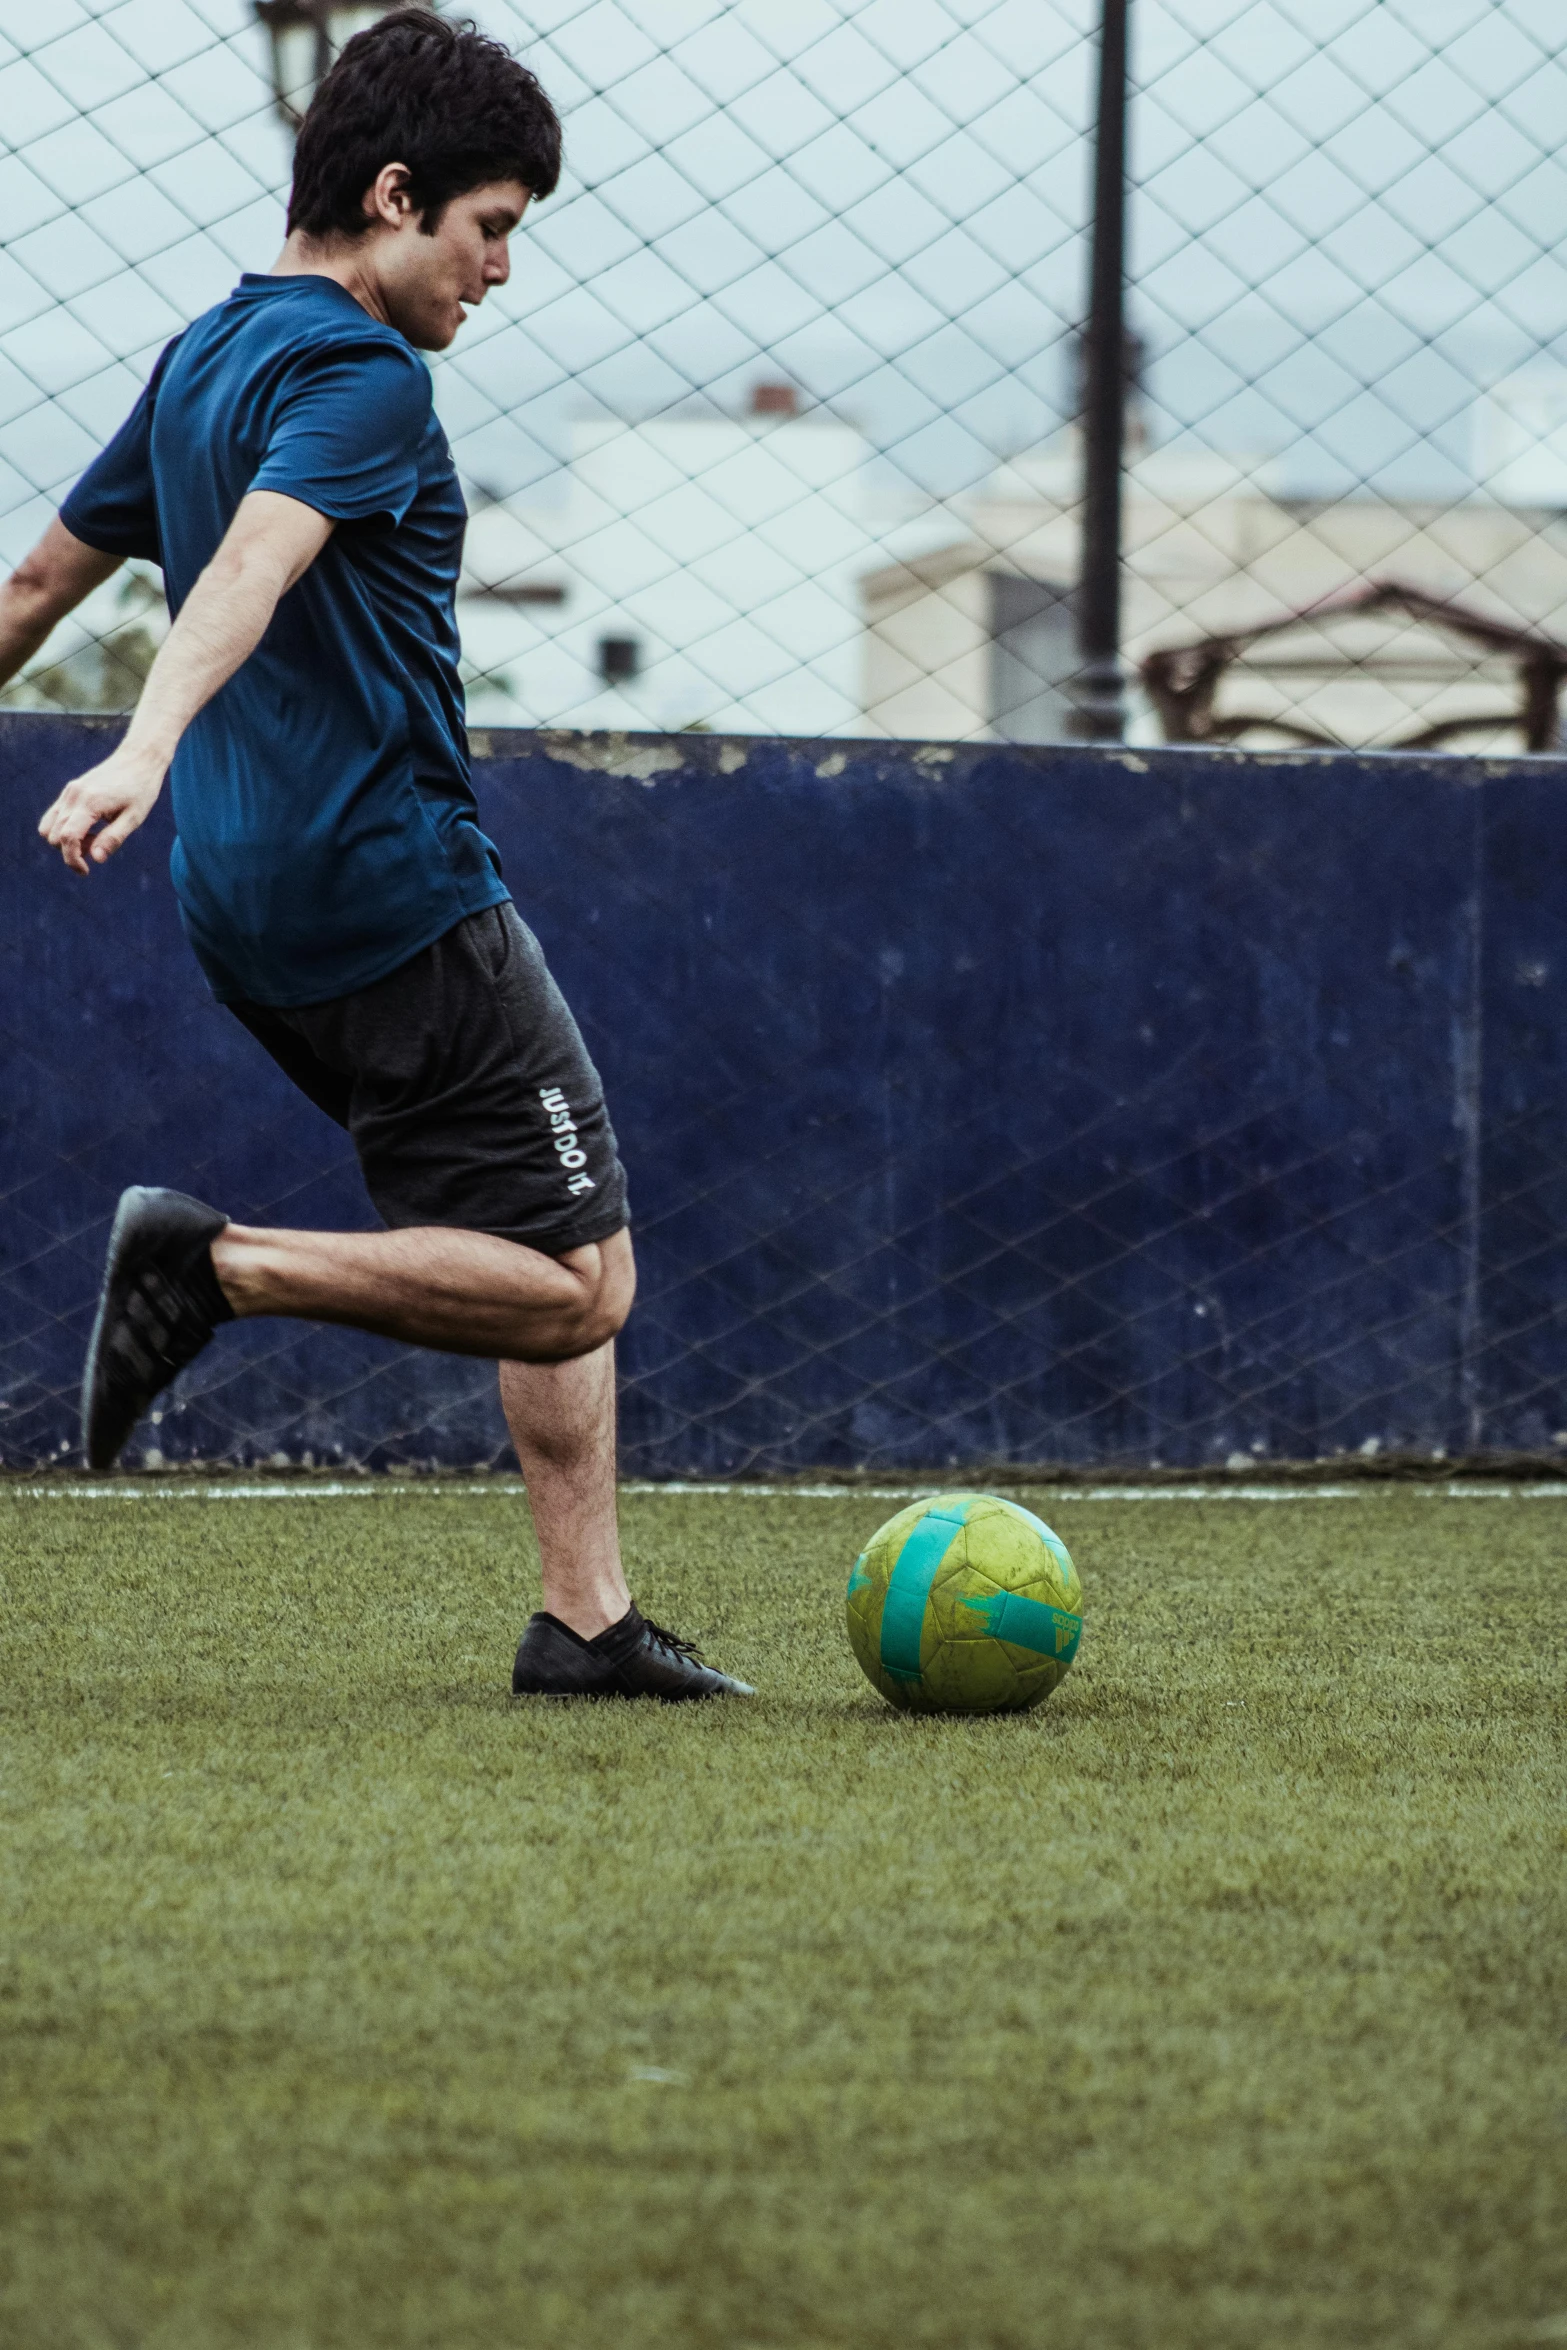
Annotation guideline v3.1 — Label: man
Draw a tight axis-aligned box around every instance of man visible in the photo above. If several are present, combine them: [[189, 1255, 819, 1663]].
[[0, 8, 750, 1704]]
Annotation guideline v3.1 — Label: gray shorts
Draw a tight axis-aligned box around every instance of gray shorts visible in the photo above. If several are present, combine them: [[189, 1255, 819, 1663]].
[[228, 904, 629, 1256]]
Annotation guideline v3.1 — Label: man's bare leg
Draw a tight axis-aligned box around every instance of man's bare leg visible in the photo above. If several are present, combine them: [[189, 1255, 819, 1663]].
[[212, 1220, 636, 1631], [502, 1332, 752, 1697], [500, 1343, 628, 1639], [84, 1190, 749, 1693], [211, 1222, 635, 1363]]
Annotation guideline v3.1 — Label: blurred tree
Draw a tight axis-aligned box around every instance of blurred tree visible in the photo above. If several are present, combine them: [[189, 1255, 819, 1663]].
[[0, 571, 165, 715]]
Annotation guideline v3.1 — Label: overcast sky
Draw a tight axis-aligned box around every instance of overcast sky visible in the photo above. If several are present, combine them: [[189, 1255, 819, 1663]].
[[0, 0, 1562, 563]]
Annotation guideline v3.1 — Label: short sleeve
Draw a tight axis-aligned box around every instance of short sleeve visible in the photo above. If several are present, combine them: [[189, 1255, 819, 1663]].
[[59, 339, 182, 563], [250, 338, 431, 527]]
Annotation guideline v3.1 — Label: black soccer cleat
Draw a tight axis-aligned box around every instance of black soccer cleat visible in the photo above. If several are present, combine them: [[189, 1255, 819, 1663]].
[[511, 1602, 755, 1701], [82, 1186, 235, 1470]]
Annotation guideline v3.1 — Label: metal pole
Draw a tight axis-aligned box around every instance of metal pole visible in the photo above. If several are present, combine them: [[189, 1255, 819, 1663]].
[[1072, 0, 1131, 741]]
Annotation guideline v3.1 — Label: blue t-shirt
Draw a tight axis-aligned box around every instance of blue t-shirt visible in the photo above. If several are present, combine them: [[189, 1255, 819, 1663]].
[[60, 272, 509, 1007]]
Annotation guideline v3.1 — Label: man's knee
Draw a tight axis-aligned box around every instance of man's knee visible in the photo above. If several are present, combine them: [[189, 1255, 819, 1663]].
[[558, 1227, 635, 1356]]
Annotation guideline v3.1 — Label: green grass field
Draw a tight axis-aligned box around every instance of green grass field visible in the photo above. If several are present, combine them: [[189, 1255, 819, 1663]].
[[2, 1477, 1564, 2350]]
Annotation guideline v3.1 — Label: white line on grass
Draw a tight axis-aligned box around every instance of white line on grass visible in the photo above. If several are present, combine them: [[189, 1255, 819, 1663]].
[[5, 1480, 1567, 1504]]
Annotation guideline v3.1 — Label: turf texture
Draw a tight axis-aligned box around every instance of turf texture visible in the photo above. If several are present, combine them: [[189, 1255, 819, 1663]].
[[1, 1480, 1563, 2350]]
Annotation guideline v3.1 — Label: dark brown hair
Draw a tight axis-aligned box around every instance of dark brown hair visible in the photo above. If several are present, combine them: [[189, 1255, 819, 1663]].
[[287, 9, 561, 241]]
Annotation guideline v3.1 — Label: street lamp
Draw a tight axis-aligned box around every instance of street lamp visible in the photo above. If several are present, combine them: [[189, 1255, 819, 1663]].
[[254, 3, 410, 131]]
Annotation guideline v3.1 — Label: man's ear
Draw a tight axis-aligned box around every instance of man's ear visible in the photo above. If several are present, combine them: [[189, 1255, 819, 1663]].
[[364, 162, 416, 230]]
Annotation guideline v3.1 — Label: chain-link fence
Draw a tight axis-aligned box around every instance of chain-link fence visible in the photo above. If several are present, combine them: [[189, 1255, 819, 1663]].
[[7, 720, 1564, 1478], [2, 1, 1566, 752]]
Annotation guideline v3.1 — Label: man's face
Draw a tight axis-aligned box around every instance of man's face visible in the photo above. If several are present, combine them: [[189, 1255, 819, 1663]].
[[374, 179, 531, 351]]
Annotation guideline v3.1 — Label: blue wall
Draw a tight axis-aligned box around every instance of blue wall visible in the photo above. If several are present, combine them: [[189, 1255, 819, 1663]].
[[2, 716, 1563, 1472]]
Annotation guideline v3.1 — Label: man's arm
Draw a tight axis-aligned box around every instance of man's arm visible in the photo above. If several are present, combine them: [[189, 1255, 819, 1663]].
[[0, 519, 122, 691], [37, 490, 335, 877]]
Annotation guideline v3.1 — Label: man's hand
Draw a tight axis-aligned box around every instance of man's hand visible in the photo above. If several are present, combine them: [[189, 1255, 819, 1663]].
[[38, 746, 165, 876]]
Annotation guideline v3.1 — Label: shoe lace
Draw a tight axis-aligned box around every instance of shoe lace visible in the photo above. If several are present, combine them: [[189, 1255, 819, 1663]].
[[642, 1619, 703, 1663]]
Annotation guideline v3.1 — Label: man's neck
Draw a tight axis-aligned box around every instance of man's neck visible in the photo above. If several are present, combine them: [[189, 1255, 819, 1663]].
[[269, 232, 391, 329]]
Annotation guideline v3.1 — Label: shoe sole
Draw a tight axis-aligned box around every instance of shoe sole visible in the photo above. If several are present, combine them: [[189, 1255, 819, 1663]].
[[81, 1185, 226, 1472], [511, 1681, 756, 1702], [81, 1187, 155, 1472], [512, 1691, 756, 1710]]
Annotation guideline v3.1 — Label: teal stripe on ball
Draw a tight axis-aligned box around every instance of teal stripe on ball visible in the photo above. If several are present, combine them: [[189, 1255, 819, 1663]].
[[956, 1588, 1083, 1663], [878, 1505, 971, 1681]]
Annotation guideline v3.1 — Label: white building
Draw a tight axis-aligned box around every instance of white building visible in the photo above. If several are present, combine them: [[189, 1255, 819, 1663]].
[[861, 432, 1567, 751], [459, 386, 932, 737]]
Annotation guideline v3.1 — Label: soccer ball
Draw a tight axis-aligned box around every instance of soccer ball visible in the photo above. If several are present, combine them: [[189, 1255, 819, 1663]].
[[846, 1493, 1083, 1715]]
